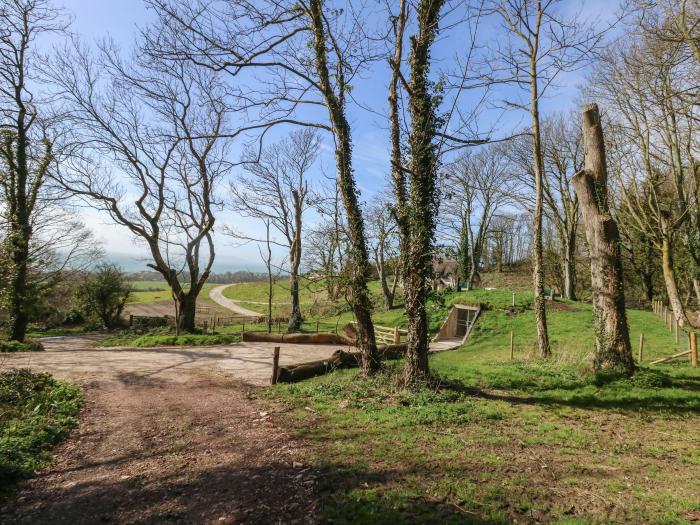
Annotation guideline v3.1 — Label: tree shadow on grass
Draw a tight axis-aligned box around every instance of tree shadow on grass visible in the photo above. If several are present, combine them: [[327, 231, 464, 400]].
[[437, 371, 700, 415], [1, 460, 504, 525]]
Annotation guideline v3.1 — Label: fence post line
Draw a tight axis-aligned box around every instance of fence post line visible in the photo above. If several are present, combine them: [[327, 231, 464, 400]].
[[638, 332, 644, 362], [271, 346, 280, 385], [691, 333, 698, 368]]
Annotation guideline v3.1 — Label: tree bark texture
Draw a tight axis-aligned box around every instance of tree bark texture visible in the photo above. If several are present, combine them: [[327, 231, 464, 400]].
[[529, 59, 552, 358], [308, 0, 379, 373], [572, 103, 634, 374], [402, 0, 445, 385]]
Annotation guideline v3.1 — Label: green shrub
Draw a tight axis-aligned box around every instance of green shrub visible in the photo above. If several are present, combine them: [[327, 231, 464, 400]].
[[0, 340, 44, 353], [0, 369, 81, 488]]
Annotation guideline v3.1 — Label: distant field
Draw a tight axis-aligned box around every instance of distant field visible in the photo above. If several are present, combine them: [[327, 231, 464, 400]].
[[127, 281, 218, 304], [221, 278, 399, 318]]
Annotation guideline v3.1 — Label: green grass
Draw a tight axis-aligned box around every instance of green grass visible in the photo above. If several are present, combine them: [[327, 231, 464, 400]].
[[265, 286, 700, 524], [0, 340, 44, 353], [126, 281, 217, 304], [98, 333, 240, 347], [0, 369, 81, 494], [221, 278, 400, 318]]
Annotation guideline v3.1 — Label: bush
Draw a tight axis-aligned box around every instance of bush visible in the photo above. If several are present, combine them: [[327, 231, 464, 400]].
[[0, 340, 44, 353], [0, 369, 81, 487], [76, 264, 131, 329]]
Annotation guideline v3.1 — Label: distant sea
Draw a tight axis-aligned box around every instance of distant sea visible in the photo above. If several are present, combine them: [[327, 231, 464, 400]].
[[103, 252, 267, 274]]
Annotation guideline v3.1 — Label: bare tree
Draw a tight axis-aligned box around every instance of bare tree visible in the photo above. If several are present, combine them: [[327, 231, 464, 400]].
[[442, 147, 517, 289], [508, 115, 582, 299], [147, 0, 381, 373], [479, 0, 609, 357], [230, 129, 320, 331], [304, 178, 348, 303], [46, 42, 229, 332], [366, 194, 400, 311], [589, 24, 698, 325]]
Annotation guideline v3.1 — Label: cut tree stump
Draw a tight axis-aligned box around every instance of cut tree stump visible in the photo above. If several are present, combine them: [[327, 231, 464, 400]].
[[571, 103, 634, 373]]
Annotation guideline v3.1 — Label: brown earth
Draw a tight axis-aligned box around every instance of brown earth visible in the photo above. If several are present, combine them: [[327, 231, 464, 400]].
[[0, 337, 347, 524]]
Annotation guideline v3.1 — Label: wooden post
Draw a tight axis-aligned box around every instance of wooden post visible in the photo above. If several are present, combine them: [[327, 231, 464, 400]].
[[129, 314, 134, 327], [691, 332, 698, 368], [638, 332, 644, 362], [394, 325, 401, 344], [675, 319, 679, 344], [242, 321, 245, 337], [277, 320, 281, 333], [271, 346, 280, 385], [510, 331, 514, 360], [316, 320, 320, 333]]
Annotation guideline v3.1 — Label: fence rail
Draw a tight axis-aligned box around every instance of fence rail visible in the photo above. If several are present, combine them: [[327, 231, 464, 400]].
[[351, 322, 407, 344], [650, 299, 698, 367]]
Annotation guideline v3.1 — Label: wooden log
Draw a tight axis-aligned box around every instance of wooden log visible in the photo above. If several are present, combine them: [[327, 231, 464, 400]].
[[638, 332, 644, 362], [276, 344, 408, 383], [242, 331, 354, 345], [271, 346, 280, 385], [393, 325, 401, 344], [691, 332, 698, 368]]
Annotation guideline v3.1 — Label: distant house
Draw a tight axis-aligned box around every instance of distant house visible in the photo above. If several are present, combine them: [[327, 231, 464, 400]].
[[432, 258, 459, 290]]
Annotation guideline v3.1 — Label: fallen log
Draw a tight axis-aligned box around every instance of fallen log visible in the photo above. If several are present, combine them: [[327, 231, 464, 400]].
[[276, 343, 408, 383], [242, 331, 354, 345]]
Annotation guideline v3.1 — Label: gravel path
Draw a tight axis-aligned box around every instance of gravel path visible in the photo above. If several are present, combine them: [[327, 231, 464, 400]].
[[209, 285, 261, 317], [0, 336, 342, 524]]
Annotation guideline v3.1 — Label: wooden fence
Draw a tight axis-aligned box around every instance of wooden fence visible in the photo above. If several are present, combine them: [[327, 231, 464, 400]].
[[351, 322, 407, 345]]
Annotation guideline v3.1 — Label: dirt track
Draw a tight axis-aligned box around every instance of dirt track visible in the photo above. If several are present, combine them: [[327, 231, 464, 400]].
[[0, 337, 345, 524], [208, 285, 261, 317]]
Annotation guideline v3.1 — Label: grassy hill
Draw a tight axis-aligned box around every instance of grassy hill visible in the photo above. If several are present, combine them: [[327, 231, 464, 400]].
[[266, 284, 700, 525]]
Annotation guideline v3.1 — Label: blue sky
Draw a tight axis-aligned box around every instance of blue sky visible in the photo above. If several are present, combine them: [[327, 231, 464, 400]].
[[52, 0, 621, 273]]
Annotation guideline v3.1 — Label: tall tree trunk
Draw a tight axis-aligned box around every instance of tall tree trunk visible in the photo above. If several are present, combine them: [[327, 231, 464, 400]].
[[530, 65, 552, 357], [289, 190, 303, 331], [178, 292, 198, 333], [403, 0, 445, 385], [375, 248, 394, 310], [8, 225, 30, 342], [572, 103, 634, 374], [562, 228, 577, 300], [693, 279, 700, 307], [660, 228, 690, 326], [309, 0, 379, 373], [389, 0, 410, 304]]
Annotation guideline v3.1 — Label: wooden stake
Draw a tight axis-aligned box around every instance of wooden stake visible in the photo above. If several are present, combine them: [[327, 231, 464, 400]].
[[510, 331, 514, 360], [691, 332, 698, 368], [638, 332, 644, 362], [277, 320, 281, 333], [394, 325, 401, 344], [316, 320, 319, 333], [271, 346, 280, 385], [675, 319, 679, 344]]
